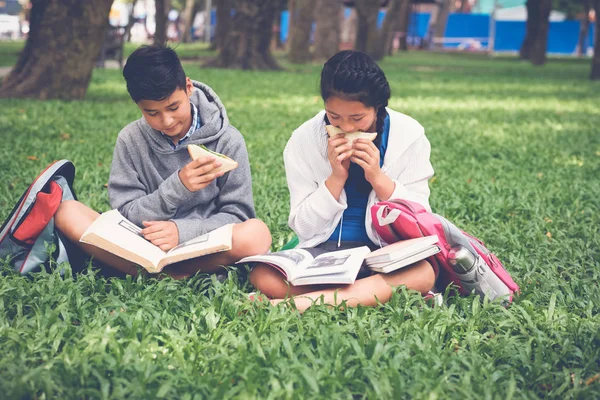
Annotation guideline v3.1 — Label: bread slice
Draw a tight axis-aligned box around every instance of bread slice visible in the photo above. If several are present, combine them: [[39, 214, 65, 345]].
[[325, 125, 377, 145], [187, 144, 238, 174]]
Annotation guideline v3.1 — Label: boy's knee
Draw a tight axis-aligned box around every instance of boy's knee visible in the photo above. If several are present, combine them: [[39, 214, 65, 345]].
[[233, 219, 272, 256]]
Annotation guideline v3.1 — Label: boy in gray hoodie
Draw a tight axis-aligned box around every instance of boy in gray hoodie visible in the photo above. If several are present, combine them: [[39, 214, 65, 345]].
[[55, 45, 271, 278]]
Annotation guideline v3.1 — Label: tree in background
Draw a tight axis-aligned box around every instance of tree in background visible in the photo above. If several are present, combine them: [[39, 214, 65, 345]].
[[154, 0, 171, 45], [213, 0, 232, 51], [519, 0, 552, 66], [591, 0, 600, 80], [179, 0, 199, 43], [379, 0, 402, 57], [397, 0, 412, 52], [288, 0, 316, 63], [430, 0, 452, 49], [123, 0, 139, 42], [353, 0, 380, 58], [205, 0, 280, 70], [575, 0, 591, 56], [0, 0, 114, 100], [313, 0, 342, 61]]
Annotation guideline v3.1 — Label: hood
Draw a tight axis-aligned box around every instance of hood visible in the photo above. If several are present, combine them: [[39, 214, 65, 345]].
[[138, 80, 231, 154]]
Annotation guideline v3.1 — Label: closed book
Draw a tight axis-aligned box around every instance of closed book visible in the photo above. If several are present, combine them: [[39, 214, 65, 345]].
[[365, 235, 439, 265], [368, 245, 441, 274]]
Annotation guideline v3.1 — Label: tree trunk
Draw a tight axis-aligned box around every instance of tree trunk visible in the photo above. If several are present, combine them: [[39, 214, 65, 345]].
[[591, 0, 600, 80], [204, 0, 281, 70], [529, 0, 551, 65], [0, 0, 114, 100], [154, 0, 171, 45], [432, 0, 452, 49], [354, 0, 380, 57], [313, 0, 341, 60], [576, 0, 590, 56], [180, 0, 196, 43], [288, 0, 316, 63], [124, 0, 139, 43], [379, 0, 401, 58], [520, 0, 540, 60], [272, 0, 283, 50], [397, 0, 411, 52], [212, 0, 231, 51]]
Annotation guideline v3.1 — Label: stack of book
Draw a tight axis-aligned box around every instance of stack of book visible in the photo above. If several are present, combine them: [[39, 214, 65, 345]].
[[365, 235, 441, 273]]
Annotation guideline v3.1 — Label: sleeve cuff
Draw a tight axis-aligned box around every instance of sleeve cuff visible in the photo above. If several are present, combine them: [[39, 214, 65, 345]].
[[312, 179, 347, 219], [158, 170, 195, 208]]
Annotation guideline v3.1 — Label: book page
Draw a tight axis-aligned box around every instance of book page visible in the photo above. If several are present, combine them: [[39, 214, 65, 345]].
[[80, 210, 165, 269], [298, 246, 372, 279], [160, 224, 233, 268], [291, 246, 371, 286], [236, 249, 314, 280]]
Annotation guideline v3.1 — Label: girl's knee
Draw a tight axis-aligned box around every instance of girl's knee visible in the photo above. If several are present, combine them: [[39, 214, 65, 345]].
[[249, 263, 289, 299]]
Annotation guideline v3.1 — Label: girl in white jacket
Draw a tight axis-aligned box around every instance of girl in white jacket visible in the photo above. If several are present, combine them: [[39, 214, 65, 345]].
[[250, 51, 436, 311]]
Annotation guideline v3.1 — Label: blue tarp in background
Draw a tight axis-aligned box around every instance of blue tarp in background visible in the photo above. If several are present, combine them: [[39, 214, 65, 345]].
[[278, 10, 596, 55]]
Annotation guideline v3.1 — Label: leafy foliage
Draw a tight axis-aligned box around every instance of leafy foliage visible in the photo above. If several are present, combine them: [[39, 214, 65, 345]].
[[0, 49, 599, 398]]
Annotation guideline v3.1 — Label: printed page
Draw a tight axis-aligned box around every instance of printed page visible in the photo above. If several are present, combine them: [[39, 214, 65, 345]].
[[299, 246, 372, 278], [160, 224, 233, 267], [236, 249, 314, 280], [80, 210, 164, 269]]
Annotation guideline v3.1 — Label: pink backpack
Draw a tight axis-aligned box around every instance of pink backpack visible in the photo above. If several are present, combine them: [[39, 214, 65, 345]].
[[371, 199, 519, 304]]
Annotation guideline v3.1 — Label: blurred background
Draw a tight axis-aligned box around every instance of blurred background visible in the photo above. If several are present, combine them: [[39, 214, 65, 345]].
[[0, 0, 597, 100]]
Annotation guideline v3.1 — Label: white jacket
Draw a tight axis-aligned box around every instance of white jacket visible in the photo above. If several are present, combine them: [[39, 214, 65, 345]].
[[283, 108, 434, 248]]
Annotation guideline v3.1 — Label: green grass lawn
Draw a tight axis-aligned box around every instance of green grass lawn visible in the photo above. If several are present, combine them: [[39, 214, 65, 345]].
[[0, 48, 599, 399]]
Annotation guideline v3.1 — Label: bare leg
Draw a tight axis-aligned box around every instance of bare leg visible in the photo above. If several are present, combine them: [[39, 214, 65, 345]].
[[163, 218, 272, 279], [251, 259, 435, 313], [54, 200, 139, 276], [249, 263, 333, 298]]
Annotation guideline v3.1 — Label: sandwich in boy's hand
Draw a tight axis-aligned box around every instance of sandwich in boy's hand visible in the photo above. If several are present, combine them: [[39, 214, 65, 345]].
[[325, 125, 377, 150], [187, 144, 238, 174]]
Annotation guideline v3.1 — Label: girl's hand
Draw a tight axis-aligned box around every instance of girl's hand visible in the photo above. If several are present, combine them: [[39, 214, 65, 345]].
[[142, 221, 179, 251], [351, 139, 383, 184], [327, 134, 352, 182]]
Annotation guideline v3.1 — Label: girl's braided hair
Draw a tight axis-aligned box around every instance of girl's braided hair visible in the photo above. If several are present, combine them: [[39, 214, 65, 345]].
[[320, 50, 391, 146]]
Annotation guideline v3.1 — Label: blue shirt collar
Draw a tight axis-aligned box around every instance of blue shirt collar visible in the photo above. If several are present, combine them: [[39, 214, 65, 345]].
[[161, 102, 201, 150]]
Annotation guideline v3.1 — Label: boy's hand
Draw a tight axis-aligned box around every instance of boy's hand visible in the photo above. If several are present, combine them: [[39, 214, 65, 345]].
[[327, 134, 352, 182], [142, 221, 179, 251], [179, 157, 225, 192]]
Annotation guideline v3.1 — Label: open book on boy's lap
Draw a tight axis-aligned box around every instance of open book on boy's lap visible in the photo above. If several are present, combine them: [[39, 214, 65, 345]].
[[365, 235, 441, 274], [80, 209, 232, 274], [237, 246, 372, 286]]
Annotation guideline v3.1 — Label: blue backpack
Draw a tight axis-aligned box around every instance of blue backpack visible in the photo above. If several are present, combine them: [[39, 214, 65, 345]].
[[0, 160, 80, 275]]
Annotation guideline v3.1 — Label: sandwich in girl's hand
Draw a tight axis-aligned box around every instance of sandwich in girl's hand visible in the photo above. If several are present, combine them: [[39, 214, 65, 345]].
[[187, 144, 238, 174], [325, 125, 377, 150]]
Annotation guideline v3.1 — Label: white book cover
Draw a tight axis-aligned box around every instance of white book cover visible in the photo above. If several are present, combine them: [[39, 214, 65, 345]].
[[368, 245, 441, 274], [80, 210, 233, 273], [365, 235, 439, 265]]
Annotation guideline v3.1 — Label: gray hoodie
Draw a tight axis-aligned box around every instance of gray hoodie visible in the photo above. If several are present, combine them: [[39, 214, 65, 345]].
[[108, 80, 255, 243]]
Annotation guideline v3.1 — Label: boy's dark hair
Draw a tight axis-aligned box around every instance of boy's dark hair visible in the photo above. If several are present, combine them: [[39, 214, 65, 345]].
[[123, 45, 187, 103], [320, 50, 391, 135]]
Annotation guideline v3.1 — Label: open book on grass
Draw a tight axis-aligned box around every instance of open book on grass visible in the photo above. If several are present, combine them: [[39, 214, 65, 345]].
[[365, 235, 440, 274], [237, 246, 372, 286], [80, 210, 232, 274]]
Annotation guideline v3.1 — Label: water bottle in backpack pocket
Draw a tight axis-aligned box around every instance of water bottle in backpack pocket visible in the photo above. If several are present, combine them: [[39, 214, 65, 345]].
[[371, 198, 519, 304]]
